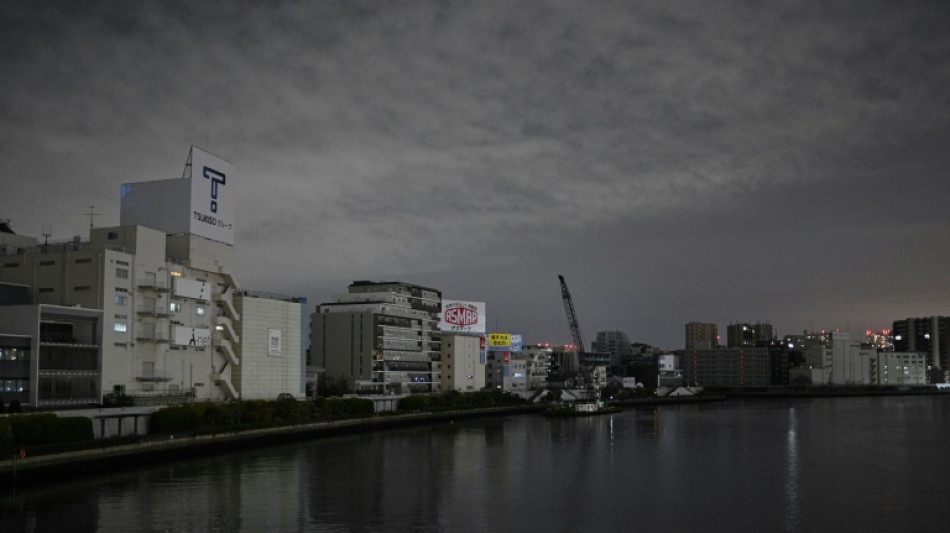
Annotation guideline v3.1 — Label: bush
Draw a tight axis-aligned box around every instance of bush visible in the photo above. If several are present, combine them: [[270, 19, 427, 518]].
[[397, 394, 429, 412], [201, 403, 228, 427], [0, 418, 13, 455], [6, 414, 93, 446], [240, 400, 273, 425], [273, 396, 301, 422], [312, 397, 374, 418], [149, 405, 201, 433]]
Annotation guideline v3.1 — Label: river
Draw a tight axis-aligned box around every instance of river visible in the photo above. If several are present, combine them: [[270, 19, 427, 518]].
[[2, 395, 949, 532]]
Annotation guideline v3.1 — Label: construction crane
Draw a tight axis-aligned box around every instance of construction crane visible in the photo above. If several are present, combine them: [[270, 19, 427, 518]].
[[558, 274, 586, 353], [558, 275, 600, 396]]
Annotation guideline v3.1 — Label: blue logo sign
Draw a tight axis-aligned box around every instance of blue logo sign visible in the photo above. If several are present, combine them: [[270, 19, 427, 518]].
[[202, 166, 226, 213]]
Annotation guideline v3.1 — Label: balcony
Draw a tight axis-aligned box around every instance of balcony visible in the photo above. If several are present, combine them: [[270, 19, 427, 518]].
[[136, 305, 171, 317], [135, 331, 170, 343], [137, 278, 170, 292]]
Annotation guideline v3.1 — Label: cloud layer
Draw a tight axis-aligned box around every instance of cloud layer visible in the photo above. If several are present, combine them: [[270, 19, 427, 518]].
[[2, 0, 949, 347]]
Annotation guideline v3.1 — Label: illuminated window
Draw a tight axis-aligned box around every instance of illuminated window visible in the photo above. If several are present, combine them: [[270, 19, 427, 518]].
[[196, 307, 206, 316], [114, 322, 127, 333], [115, 294, 128, 306], [170, 302, 181, 313]]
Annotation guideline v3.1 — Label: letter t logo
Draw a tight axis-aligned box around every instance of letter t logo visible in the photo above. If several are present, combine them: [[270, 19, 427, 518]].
[[202, 166, 226, 213]]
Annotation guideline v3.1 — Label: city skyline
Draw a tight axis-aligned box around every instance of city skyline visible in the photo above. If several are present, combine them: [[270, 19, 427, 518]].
[[2, 1, 949, 349]]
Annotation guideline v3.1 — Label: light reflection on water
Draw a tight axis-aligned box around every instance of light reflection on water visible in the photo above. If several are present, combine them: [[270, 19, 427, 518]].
[[785, 407, 800, 533], [2, 396, 949, 532]]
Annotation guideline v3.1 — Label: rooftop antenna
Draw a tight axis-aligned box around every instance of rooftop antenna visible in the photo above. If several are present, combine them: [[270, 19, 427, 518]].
[[181, 146, 194, 180], [41, 224, 52, 246], [86, 206, 101, 231]]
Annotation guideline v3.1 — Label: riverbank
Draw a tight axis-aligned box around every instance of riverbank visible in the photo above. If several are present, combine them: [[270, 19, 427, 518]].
[[0, 404, 544, 486]]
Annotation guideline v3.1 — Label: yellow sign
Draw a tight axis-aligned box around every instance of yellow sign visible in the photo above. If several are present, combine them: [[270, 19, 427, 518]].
[[488, 333, 511, 346]]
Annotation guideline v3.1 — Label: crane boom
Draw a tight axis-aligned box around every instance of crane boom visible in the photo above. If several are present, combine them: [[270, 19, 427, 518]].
[[558, 274, 586, 352]]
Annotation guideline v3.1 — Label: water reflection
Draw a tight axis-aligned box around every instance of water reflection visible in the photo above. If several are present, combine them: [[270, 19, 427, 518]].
[[785, 407, 800, 533], [2, 397, 949, 532]]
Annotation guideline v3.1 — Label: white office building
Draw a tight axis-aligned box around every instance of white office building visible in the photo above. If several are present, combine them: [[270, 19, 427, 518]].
[[0, 147, 306, 406]]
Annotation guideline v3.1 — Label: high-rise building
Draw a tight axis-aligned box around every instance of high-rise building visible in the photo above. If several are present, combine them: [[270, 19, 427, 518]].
[[592, 330, 632, 367], [310, 281, 442, 394], [727, 322, 774, 348], [680, 347, 770, 387], [892, 317, 950, 383], [685, 322, 719, 350]]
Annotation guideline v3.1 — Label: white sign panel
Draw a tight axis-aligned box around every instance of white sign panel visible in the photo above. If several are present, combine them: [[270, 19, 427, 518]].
[[189, 147, 235, 245], [172, 325, 211, 347], [439, 300, 486, 333], [268, 328, 282, 356], [173, 277, 211, 300]]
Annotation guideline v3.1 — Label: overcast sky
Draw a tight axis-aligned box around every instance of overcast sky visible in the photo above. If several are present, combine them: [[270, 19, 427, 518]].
[[2, 0, 949, 349]]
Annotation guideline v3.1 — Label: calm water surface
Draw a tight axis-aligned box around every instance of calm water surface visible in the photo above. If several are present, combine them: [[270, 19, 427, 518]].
[[2, 396, 950, 532]]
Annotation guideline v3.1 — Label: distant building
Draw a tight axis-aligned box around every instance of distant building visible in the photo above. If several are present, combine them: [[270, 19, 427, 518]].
[[865, 329, 895, 351], [794, 331, 928, 386], [310, 281, 442, 394], [521, 344, 552, 390], [592, 330, 632, 367], [684, 322, 719, 350], [680, 347, 771, 387], [657, 354, 683, 387], [872, 351, 927, 386], [892, 317, 950, 383], [485, 351, 527, 392], [727, 322, 774, 348]]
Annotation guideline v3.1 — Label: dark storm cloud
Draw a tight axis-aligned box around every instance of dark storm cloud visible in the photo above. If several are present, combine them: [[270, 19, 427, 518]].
[[2, 0, 949, 347]]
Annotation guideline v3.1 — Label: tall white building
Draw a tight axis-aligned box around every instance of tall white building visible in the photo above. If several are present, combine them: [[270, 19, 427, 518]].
[[0, 147, 306, 406], [440, 334, 486, 392]]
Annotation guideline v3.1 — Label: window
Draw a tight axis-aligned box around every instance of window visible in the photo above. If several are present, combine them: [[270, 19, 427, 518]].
[[74, 258, 92, 264], [196, 307, 206, 316], [74, 285, 90, 291], [114, 322, 127, 333], [38, 288, 54, 293], [3, 262, 19, 268], [170, 302, 181, 313], [39, 260, 55, 266], [116, 268, 129, 279], [115, 294, 128, 306]]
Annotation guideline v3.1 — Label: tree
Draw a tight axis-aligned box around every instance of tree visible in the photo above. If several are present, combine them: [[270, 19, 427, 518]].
[[316, 373, 351, 397], [791, 374, 812, 387]]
